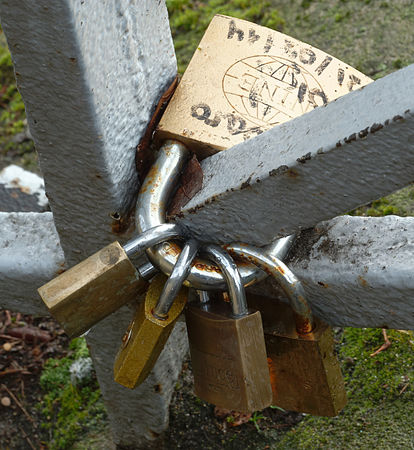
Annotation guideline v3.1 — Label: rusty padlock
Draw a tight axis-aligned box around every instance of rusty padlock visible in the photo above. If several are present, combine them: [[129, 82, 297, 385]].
[[185, 244, 272, 413], [228, 243, 347, 416], [114, 239, 199, 389], [38, 224, 182, 337]]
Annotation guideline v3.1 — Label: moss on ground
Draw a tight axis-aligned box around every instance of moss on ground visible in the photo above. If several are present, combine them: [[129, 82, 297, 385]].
[[277, 328, 414, 448], [0, 27, 37, 172], [166, 0, 285, 73], [39, 338, 107, 450]]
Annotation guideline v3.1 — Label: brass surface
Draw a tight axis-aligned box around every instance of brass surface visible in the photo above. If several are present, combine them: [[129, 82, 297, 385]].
[[248, 293, 347, 416], [156, 15, 372, 158], [185, 300, 272, 413], [38, 242, 147, 337], [114, 274, 188, 389]]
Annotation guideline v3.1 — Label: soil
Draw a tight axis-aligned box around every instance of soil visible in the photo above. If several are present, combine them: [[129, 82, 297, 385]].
[[0, 310, 69, 449]]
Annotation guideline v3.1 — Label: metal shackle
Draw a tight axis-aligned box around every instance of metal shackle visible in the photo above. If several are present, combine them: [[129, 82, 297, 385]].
[[135, 140, 296, 291], [202, 244, 248, 318], [227, 243, 314, 335], [122, 223, 184, 257], [153, 239, 199, 320]]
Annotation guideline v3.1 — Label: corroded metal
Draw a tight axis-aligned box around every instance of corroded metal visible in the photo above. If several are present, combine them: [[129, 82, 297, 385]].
[[136, 140, 295, 290], [248, 294, 347, 416], [136, 140, 268, 290], [227, 242, 313, 334], [153, 239, 199, 319]]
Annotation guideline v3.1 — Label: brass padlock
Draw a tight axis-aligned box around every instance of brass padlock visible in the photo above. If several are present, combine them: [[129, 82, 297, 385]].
[[228, 243, 347, 416], [185, 244, 272, 413], [155, 15, 372, 158], [38, 224, 181, 337], [114, 239, 199, 389]]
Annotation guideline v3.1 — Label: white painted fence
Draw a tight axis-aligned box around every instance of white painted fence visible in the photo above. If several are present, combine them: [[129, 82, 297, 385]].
[[1, 1, 414, 448]]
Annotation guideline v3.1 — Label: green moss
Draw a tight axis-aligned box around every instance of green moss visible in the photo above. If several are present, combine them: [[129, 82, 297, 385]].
[[167, 0, 285, 73], [0, 27, 37, 170], [39, 338, 106, 450], [276, 328, 414, 448]]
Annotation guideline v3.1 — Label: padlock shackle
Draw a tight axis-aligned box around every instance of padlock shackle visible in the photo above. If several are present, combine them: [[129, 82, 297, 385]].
[[227, 243, 314, 335], [135, 140, 295, 291], [202, 244, 248, 317], [153, 239, 199, 319], [123, 223, 183, 257]]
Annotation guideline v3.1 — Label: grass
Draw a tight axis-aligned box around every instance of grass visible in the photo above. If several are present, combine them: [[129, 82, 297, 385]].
[[0, 27, 36, 171], [166, 0, 285, 72], [277, 328, 414, 448]]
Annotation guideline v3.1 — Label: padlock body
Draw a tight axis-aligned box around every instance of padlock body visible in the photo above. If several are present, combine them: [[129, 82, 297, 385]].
[[38, 241, 148, 337], [156, 15, 372, 158], [248, 294, 347, 416], [185, 301, 272, 413], [114, 274, 187, 389]]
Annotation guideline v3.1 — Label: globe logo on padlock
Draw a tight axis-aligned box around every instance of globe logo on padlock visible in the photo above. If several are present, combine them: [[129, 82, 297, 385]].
[[222, 55, 328, 128]]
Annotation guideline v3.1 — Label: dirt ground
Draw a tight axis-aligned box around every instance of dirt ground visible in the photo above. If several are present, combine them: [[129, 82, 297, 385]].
[[0, 310, 69, 449]]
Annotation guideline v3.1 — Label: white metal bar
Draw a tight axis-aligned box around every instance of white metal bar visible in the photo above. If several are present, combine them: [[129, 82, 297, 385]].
[[178, 64, 414, 246], [0, 212, 63, 315], [3, 211, 414, 330], [252, 215, 414, 330], [0, 2, 187, 447]]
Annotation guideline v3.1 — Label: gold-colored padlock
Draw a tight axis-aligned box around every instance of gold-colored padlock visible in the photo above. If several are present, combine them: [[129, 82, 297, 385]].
[[156, 15, 372, 158], [185, 245, 272, 413], [228, 243, 347, 417], [114, 240, 198, 388], [38, 224, 181, 337]]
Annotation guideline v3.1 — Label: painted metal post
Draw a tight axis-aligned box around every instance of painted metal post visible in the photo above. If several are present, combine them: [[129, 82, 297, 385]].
[[0, 1, 189, 447], [177, 64, 414, 245]]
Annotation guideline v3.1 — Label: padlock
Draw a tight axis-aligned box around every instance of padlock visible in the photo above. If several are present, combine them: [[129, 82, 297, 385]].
[[136, 15, 373, 293], [114, 239, 199, 389], [38, 223, 182, 337], [155, 15, 372, 159], [185, 244, 272, 413], [228, 243, 347, 416]]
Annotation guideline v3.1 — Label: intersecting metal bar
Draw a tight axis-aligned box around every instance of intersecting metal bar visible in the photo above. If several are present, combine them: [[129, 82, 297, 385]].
[[0, 1, 186, 447], [178, 64, 414, 246], [252, 215, 414, 330], [3, 211, 414, 330], [0, 212, 64, 315]]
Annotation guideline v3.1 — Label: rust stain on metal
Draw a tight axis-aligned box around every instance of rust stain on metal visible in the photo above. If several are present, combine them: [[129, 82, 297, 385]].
[[358, 275, 369, 288], [163, 241, 182, 257], [168, 153, 204, 217], [194, 262, 221, 274], [370, 123, 384, 134], [296, 152, 311, 164], [287, 168, 299, 178], [136, 75, 180, 182], [139, 163, 160, 195], [111, 211, 134, 235]]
